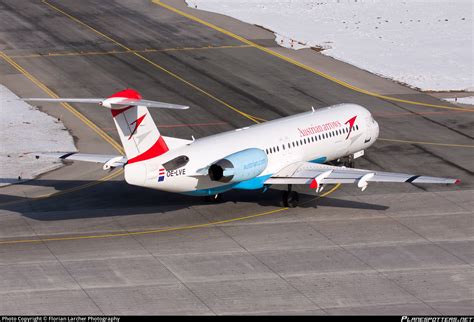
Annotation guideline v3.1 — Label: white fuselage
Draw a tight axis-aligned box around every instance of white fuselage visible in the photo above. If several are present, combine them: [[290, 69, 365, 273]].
[[124, 104, 379, 195]]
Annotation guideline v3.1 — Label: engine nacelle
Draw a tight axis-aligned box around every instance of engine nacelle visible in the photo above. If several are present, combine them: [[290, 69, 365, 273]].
[[208, 148, 268, 183]]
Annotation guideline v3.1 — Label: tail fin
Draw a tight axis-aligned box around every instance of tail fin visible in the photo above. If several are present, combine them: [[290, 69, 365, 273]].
[[21, 88, 189, 164], [107, 89, 167, 163]]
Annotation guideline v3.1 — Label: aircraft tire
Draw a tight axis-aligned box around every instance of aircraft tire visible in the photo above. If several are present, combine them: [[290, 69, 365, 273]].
[[287, 191, 299, 208]]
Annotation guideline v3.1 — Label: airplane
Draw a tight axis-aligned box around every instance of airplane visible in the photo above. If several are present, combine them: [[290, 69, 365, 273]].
[[23, 89, 460, 207]]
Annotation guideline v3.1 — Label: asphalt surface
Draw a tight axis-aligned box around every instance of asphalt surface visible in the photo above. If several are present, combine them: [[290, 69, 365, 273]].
[[0, 0, 472, 315]]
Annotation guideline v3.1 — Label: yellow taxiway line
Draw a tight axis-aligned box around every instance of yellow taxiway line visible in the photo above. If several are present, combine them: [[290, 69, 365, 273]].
[[0, 169, 124, 207], [0, 2, 342, 245], [0, 183, 341, 245], [0, 51, 125, 206], [0, 52, 123, 154], [10, 44, 252, 59], [42, 0, 261, 124], [42, 0, 471, 149], [152, 0, 472, 113]]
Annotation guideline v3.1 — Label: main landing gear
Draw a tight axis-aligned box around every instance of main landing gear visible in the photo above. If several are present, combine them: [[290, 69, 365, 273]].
[[281, 184, 299, 208]]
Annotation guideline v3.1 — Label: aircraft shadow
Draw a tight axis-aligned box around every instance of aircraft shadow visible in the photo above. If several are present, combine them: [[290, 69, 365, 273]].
[[0, 177, 388, 221]]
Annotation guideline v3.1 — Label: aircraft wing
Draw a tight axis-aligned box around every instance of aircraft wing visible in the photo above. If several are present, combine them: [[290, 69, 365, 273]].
[[34, 152, 127, 170], [265, 162, 459, 191]]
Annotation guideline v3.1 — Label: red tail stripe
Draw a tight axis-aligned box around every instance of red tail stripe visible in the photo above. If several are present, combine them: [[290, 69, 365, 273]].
[[111, 105, 134, 117], [127, 136, 169, 164], [109, 89, 142, 100]]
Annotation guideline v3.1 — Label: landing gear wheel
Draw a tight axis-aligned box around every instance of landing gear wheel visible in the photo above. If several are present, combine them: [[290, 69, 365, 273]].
[[347, 159, 355, 168], [280, 185, 299, 208], [336, 155, 355, 168], [280, 191, 289, 207], [345, 155, 355, 168], [204, 194, 222, 203], [287, 191, 299, 208]]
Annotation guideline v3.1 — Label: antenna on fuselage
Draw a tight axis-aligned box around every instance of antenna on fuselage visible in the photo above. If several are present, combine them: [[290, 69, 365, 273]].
[[311, 106, 315, 112]]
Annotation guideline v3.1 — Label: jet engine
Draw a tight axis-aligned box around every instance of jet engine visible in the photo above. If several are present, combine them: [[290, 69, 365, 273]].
[[208, 148, 268, 183]]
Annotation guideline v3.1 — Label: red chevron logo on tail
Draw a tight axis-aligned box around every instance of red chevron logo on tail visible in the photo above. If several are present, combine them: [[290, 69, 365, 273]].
[[129, 113, 147, 140]]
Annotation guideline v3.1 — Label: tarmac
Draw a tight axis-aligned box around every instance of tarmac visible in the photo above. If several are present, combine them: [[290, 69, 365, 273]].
[[0, 0, 472, 315]]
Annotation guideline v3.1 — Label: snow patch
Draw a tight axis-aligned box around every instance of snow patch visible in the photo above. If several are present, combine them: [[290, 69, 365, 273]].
[[443, 96, 474, 105], [0, 85, 77, 186], [187, 0, 473, 91]]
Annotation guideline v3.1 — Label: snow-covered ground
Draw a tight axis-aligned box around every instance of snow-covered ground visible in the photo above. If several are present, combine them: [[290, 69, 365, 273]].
[[186, 0, 473, 91], [0, 85, 76, 186], [443, 96, 474, 105]]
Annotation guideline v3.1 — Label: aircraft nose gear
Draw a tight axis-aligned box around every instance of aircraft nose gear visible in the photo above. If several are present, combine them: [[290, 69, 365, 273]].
[[335, 155, 355, 168], [280, 184, 299, 208]]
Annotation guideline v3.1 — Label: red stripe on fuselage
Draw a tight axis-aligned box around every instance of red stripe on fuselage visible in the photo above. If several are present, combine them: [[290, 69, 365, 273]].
[[127, 136, 169, 164]]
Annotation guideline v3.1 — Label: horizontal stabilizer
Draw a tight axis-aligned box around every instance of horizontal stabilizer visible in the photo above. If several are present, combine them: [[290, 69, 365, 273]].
[[20, 98, 189, 110], [33, 152, 127, 169], [21, 98, 104, 104]]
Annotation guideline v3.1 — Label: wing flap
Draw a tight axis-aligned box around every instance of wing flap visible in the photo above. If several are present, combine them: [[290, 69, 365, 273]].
[[267, 162, 459, 186]]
